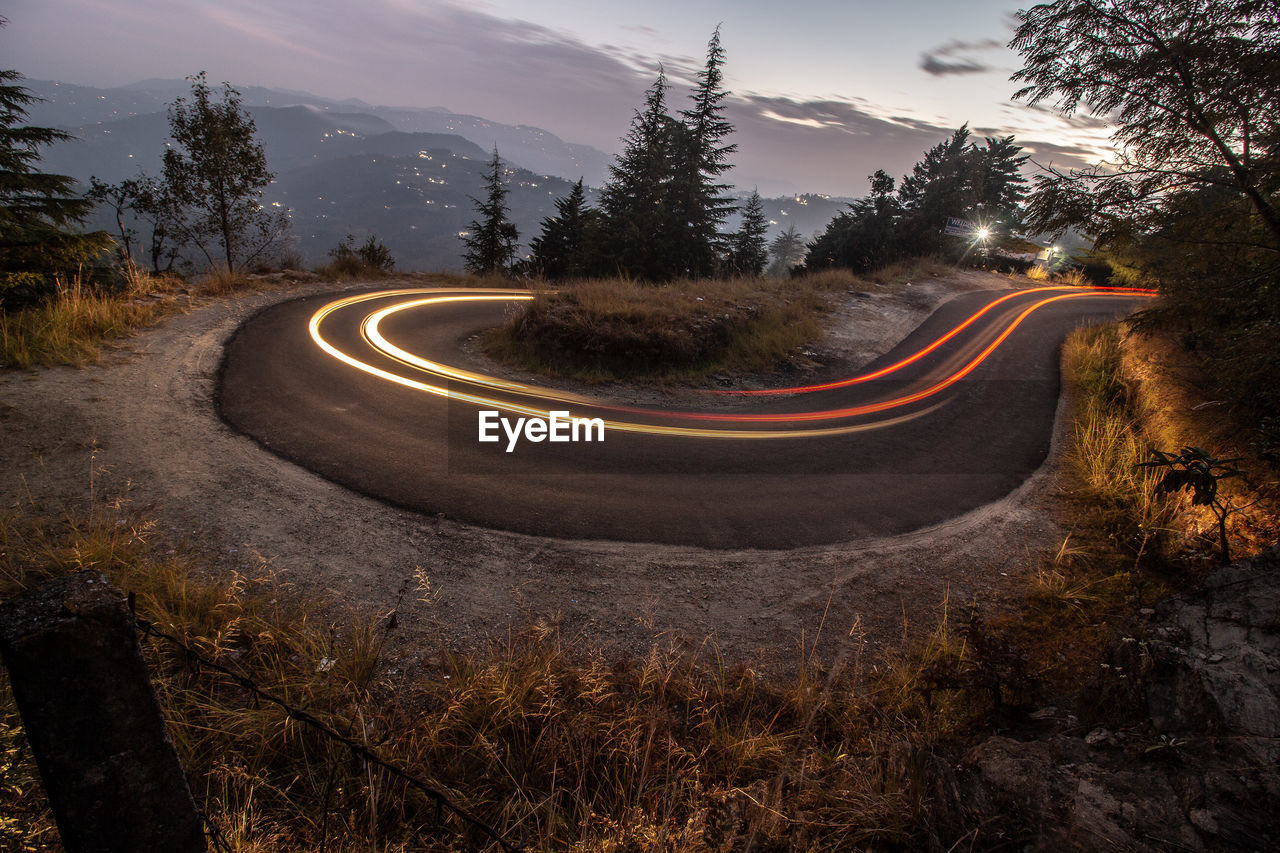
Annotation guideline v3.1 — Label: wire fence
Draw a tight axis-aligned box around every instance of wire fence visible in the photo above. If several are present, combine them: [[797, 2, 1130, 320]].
[[133, 613, 527, 853]]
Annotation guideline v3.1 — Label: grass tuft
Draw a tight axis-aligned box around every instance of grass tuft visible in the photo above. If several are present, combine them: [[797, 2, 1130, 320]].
[[482, 276, 828, 382], [0, 485, 999, 851], [0, 274, 182, 368]]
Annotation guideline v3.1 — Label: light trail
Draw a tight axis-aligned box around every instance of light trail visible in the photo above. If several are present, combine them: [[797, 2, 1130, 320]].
[[308, 284, 1152, 439], [308, 290, 943, 440], [705, 285, 1156, 396]]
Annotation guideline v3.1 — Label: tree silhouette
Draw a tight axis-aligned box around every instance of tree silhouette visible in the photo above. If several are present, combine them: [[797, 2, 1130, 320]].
[[767, 225, 806, 277], [725, 190, 768, 277], [0, 27, 112, 301], [461, 148, 519, 276], [1011, 0, 1280, 247], [162, 72, 288, 272], [528, 178, 602, 280], [673, 25, 738, 277], [599, 69, 682, 280]]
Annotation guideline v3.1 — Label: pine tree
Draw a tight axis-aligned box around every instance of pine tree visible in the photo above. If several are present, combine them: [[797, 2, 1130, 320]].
[[898, 126, 974, 223], [599, 68, 682, 280], [972, 135, 1029, 229], [461, 148, 519, 276], [767, 225, 806, 277], [725, 190, 768, 276], [528, 178, 602, 280], [1, 55, 112, 300], [162, 72, 288, 272], [674, 26, 738, 277], [804, 170, 904, 273]]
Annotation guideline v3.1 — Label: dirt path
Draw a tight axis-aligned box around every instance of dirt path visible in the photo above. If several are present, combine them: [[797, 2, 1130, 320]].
[[1, 271, 1075, 670]]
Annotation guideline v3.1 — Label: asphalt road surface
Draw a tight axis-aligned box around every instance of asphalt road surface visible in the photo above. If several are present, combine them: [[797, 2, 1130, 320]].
[[217, 285, 1150, 548]]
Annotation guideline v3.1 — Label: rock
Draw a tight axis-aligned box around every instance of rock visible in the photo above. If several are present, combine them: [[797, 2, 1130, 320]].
[[1084, 727, 1112, 745], [947, 548, 1280, 850]]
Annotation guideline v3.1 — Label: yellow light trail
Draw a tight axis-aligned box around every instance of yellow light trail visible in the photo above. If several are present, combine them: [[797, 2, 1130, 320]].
[[309, 285, 1152, 439], [308, 290, 941, 439]]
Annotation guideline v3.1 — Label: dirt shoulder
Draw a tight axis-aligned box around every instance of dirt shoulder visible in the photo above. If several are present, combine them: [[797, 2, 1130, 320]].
[[0, 270, 1069, 670]]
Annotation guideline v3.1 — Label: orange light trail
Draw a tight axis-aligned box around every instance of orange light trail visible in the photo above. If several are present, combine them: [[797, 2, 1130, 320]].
[[705, 285, 1156, 396], [589, 289, 1152, 423], [308, 285, 1153, 438], [308, 289, 943, 440]]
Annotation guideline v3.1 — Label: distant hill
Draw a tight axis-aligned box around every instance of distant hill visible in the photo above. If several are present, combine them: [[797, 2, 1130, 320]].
[[37, 104, 492, 184], [27, 77, 849, 270], [745, 194, 857, 246], [267, 153, 586, 271], [23, 78, 610, 186]]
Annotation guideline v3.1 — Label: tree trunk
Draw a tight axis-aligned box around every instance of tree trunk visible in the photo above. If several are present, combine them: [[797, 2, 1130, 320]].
[[0, 571, 207, 853]]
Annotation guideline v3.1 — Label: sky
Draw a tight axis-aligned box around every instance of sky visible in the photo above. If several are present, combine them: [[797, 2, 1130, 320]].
[[0, 0, 1115, 196]]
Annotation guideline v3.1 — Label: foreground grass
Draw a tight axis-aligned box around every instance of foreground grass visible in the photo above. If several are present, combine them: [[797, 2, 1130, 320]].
[[0, 276, 181, 368], [989, 321, 1278, 696], [983, 323, 1184, 693], [0, 491, 1017, 851], [482, 261, 954, 383]]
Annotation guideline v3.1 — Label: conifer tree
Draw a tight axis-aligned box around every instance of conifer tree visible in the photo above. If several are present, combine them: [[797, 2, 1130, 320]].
[[599, 68, 682, 280], [767, 225, 806, 277], [674, 26, 738, 277], [0, 33, 112, 300], [461, 148, 519, 276], [971, 135, 1028, 228], [528, 178, 602, 280], [725, 190, 768, 276], [897, 125, 975, 245]]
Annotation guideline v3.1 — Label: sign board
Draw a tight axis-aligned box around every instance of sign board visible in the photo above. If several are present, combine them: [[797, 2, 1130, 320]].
[[943, 217, 976, 237]]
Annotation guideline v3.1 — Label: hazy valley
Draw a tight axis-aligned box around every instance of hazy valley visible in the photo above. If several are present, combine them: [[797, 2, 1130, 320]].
[[30, 78, 850, 270]]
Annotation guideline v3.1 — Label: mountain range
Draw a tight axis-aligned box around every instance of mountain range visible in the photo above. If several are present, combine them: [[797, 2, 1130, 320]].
[[28, 78, 852, 271]]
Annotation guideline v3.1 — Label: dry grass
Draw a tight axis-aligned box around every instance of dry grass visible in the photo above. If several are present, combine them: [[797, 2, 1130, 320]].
[[1120, 330, 1280, 557], [985, 324, 1184, 690], [991, 320, 1280, 694], [0, 481, 1012, 851], [861, 257, 957, 289], [1062, 324, 1180, 541], [199, 267, 267, 296], [482, 262, 978, 383], [483, 274, 842, 382], [483, 275, 828, 382], [1053, 268, 1092, 288], [313, 258, 395, 283], [0, 273, 184, 368]]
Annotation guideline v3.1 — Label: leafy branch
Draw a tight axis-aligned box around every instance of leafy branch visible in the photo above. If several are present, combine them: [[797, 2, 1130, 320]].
[[1138, 446, 1243, 565]]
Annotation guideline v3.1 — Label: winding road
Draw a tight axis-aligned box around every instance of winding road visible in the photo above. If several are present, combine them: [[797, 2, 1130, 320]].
[[218, 284, 1151, 548]]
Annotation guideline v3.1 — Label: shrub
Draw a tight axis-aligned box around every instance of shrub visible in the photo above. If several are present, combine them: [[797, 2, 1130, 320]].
[[326, 234, 395, 278]]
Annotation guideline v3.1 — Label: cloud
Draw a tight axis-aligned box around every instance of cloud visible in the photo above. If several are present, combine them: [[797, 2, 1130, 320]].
[[725, 94, 959, 195], [2, 0, 1110, 197], [919, 54, 989, 76], [919, 37, 1005, 77]]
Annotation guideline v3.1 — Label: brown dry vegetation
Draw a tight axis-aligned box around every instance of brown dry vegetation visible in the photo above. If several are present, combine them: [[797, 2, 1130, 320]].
[[0, 268, 521, 369], [0, 493, 1006, 851], [1, 273, 1275, 850], [482, 261, 955, 383], [990, 322, 1278, 697], [0, 273, 184, 368]]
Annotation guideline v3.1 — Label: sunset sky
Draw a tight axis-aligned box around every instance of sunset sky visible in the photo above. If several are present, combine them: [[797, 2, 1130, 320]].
[[1, 0, 1115, 196]]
